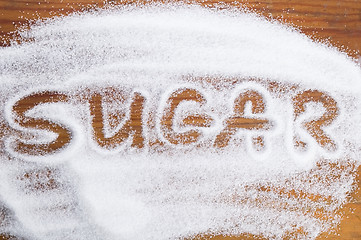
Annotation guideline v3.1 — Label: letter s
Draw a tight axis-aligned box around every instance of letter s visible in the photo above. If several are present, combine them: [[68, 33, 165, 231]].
[[7, 91, 72, 156]]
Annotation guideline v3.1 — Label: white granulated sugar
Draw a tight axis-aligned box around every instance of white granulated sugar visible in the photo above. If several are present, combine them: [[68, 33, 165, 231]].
[[0, 3, 361, 240]]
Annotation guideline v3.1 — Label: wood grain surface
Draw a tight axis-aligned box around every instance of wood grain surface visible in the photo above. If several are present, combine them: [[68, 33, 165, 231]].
[[1, 1, 361, 239]]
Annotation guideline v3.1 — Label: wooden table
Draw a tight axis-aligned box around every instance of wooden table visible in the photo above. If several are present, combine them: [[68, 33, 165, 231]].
[[1, 1, 361, 239]]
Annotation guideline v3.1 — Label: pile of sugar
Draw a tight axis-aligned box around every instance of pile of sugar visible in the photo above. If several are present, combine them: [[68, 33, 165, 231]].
[[0, 4, 361, 240]]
